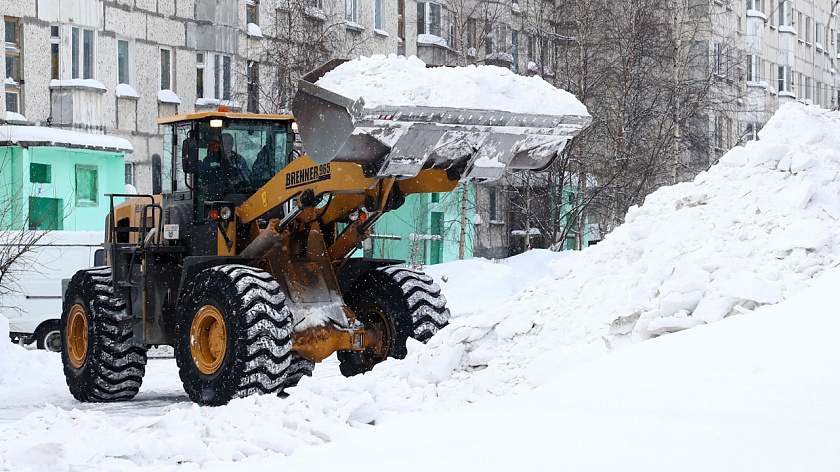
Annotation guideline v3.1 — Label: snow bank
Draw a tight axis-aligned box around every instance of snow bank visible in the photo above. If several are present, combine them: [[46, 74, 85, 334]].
[[316, 54, 589, 116], [0, 315, 57, 391]]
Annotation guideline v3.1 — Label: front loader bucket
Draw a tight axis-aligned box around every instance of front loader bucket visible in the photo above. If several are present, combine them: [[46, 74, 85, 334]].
[[292, 60, 591, 182]]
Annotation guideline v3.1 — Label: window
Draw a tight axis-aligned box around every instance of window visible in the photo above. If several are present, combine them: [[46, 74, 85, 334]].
[[246, 0, 259, 25], [375, 0, 384, 30], [200, 53, 234, 101], [125, 162, 134, 186], [816, 23, 824, 47], [745, 122, 762, 141], [467, 18, 477, 54], [714, 42, 723, 76], [797, 12, 803, 40], [30, 163, 51, 183], [159, 47, 172, 90], [417, 2, 443, 37], [71, 27, 95, 79], [797, 72, 803, 99], [486, 23, 507, 56], [345, 0, 360, 23], [746, 55, 761, 81], [778, 1, 791, 27], [746, 0, 761, 12], [5, 17, 21, 114], [117, 39, 133, 85], [50, 25, 59, 80], [511, 30, 518, 73], [29, 197, 63, 230], [247, 60, 259, 113], [196, 53, 205, 99], [805, 76, 811, 101], [75, 165, 99, 207], [489, 187, 497, 220], [714, 115, 731, 150], [222, 55, 231, 100], [805, 16, 811, 43], [778, 65, 792, 93], [397, 0, 405, 54]]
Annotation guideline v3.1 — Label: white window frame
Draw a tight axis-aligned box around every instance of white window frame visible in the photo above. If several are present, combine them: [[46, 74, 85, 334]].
[[159, 46, 173, 91], [197, 52, 234, 102], [417, 2, 444, 38], [345, 0, 360, 24], [778, 65, 792, 93], [778, 1, 791, 27], [746, 54, 761, 82], [5, 16, 22, 113], [196, 52, 206, 99], [375, 0, 385, 30], [71, 26, 96, 80], [746, 0, 761, 12], [117, 38, 135, 86]]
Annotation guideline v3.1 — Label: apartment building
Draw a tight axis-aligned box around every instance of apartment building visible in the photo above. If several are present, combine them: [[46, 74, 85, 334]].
[[708, 0, 838, 149], [1, 0, 420, 194]]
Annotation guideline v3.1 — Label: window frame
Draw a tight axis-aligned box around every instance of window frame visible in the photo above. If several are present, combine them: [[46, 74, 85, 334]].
[[74, 164, 99, 207], [345, 0, 360, 24], [70, 26, 96, 80], [374, 0, 385, 30], [746, 54, 761, 82], [50, 25, 60, 80], [247, 60, 259, 113], [417, 2, 444, 38], [159, 46, 173, 91], [246, 0, 259, 25], [117, 38, 135, 86], [4, 16, 21, 114]]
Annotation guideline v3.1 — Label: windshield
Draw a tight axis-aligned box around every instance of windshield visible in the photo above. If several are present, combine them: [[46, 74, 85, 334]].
[[195, 119, 289, 202]]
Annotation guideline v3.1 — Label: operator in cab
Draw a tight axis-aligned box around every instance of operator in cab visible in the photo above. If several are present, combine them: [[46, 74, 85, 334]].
[[199, 133, 252, 198]]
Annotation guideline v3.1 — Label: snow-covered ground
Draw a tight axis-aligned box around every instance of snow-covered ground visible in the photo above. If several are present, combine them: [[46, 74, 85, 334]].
[[1, 103, 839, 471]]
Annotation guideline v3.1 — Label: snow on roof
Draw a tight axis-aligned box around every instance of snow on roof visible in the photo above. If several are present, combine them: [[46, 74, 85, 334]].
[[316, 54, 589, 117], [0, 125, 133, 152]]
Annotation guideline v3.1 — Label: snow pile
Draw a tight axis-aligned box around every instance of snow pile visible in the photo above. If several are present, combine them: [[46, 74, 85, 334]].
[[0, 315, 56, 391], [316, 54, 589, 116], [423, 249, 571, 317], [3, 103, 840, 471]]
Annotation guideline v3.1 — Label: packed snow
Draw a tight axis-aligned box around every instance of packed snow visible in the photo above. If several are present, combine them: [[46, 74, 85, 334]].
[[316, 54, 589, 116], [1, 103, 838, 470]]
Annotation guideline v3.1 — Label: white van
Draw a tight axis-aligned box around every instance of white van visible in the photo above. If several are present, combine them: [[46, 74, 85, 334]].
[[1, 231, 104, 351]]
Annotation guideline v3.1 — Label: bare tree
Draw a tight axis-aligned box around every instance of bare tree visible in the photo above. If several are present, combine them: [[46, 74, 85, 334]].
[[241, 0, 375, 114], [0, 149, 56, 311]]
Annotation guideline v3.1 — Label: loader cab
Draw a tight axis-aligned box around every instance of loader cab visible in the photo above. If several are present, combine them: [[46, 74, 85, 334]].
[[158, 111, 296, 254]]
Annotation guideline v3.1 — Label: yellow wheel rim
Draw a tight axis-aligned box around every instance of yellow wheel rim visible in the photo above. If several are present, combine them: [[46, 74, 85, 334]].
[[67, 304, 89, 369], [190, 305, 227, 375], [358, 305, 391, 362]]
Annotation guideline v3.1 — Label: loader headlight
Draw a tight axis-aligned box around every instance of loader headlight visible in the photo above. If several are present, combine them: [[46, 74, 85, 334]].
[[205, 201, 235, 221]]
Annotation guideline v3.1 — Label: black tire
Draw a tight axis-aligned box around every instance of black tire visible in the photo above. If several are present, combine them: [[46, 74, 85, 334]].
[[36, 320, 62, 352], [282, 356, 315, 390], [338, 266, 450, 376], [174, 264, 294, 406], [61, 267, 148, 402]]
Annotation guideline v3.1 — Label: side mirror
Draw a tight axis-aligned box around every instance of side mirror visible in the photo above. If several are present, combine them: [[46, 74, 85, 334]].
[[182, 138, 199, 174], [152, 153, 162, 194]]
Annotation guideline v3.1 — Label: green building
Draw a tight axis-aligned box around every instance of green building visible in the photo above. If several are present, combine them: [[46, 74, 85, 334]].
[[0, 126, 131, 231], [368, 184, 474, 265]]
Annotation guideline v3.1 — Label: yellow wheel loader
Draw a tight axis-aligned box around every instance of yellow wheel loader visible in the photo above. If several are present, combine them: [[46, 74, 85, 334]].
[[60, 60, 591, 405]]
